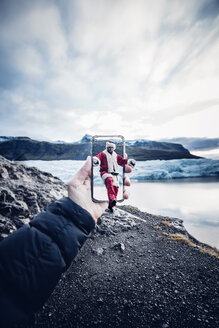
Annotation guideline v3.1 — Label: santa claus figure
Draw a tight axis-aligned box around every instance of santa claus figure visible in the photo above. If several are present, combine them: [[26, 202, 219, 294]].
[[93, 141, 136, 212]]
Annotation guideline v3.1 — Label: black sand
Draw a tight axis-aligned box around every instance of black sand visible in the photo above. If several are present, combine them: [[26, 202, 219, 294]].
[[32, 206, 219, 328]]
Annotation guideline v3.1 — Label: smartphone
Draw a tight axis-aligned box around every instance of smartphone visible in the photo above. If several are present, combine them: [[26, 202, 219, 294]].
[[91, 135, 126, 203]]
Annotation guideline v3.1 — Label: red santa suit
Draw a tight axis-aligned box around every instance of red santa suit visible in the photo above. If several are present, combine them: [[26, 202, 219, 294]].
[[94, 143, 128, 207]]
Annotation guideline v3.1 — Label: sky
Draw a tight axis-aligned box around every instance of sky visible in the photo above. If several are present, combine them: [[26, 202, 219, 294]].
[[0, 0, 219, 142]]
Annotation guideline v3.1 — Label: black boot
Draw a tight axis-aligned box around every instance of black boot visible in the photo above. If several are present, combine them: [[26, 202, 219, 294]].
[[106, 206, 114, 213], [106, 199, 116, 213], [111, 199, 117, 207]]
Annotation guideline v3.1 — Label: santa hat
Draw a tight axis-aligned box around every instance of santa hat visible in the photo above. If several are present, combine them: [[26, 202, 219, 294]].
[[106, 141, 116, 150]]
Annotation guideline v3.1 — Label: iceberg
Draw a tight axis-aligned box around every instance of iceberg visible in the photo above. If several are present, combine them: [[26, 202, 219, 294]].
[[22, 158, 219, 184], [130, 158, 219, 181]]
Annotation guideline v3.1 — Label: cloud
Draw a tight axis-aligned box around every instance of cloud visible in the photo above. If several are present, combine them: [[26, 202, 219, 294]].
[[0, 1, 67, 84], [13, 46, 45, 79], [0, 0, 219, 141]]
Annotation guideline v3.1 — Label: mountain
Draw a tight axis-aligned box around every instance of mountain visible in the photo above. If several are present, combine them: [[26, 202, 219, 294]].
[[80, 134, 92, 143], [0, 137, 90, 161], [126, 139, 190, 153], [160, 137, 219, 151], [0, 136, 31, 142], [0, 135, 200, 161]]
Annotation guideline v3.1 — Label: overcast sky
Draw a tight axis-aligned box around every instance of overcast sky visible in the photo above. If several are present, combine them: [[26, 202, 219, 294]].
[[0, 0, 218, 142]]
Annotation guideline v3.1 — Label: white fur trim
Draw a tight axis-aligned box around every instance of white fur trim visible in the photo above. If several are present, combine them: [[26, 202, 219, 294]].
[[102, 173, 119, 187], [93, 156, 100, 167], [103, 149, 119, 173], [106, 141, 116, 150]]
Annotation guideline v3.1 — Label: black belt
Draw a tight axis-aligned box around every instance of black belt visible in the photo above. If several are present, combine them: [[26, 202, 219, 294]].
[[110, 172, 119, 176]]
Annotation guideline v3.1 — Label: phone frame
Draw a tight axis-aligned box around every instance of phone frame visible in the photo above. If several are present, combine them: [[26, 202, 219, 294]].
[[91, 135, 126, 203]]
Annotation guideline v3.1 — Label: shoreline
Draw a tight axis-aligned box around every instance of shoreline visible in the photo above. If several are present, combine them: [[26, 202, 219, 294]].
[[119, 205, 219, 256]]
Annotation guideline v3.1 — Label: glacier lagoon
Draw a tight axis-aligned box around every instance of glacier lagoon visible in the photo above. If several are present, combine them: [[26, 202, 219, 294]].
[[23, 158, 219, 249], [126, 178, 219, 249]]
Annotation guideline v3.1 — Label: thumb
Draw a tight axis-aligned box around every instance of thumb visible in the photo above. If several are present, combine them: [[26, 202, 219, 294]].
[[69, 156, 91, 185]]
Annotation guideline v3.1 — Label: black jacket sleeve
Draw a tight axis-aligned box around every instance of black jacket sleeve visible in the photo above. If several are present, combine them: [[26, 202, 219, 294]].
[[0, 197, 95, 327]]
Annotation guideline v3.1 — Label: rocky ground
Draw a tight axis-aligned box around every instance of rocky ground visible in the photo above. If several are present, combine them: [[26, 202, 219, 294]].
[[0, 156, 219, 328], [0, 156, 67, 240], [31, 207, 219, 328]]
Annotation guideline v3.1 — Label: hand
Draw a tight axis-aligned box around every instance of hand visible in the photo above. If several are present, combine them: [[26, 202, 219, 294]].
[[93, 156, 100, 167], [128, 159, 136, 168], [68, 156, 132, 223]]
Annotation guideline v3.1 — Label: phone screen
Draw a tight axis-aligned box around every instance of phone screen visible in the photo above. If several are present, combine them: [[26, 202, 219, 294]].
[[91, 135, 125, 202]]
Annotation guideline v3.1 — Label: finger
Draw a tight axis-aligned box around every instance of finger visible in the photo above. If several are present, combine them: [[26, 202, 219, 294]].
[[69, 156, 91, 185], [124, 153, 128, 159], [125, 164, 132, 173], [99, 201, 108, 212], [124, 176, 131, 186], [83, 175, 91, 187], [123, 189, 130, 199]]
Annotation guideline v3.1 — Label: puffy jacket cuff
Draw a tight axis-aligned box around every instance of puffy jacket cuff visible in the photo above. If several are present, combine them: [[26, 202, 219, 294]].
[[47, 197, 95, 234]]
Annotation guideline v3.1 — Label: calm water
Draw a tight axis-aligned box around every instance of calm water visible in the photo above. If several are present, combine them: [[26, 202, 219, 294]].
[[95, 177, 219, 249], [24, 160, 219, 250]]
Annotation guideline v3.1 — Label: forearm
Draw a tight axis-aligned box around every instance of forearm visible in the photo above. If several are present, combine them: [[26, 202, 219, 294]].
[[117, 155, 128, 166], [0, 197, 95, 326]]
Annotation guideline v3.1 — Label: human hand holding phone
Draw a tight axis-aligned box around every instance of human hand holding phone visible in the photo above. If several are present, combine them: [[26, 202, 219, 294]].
[[68, 156, 133, 223]]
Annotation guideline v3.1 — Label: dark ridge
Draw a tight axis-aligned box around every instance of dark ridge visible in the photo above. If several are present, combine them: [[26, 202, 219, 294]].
[[0, 136, 200, 161]]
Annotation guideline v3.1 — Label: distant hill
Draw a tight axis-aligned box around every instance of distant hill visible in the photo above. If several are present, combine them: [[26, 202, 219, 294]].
[[0, 135, 200, 161], [160, 137, 219, 151]]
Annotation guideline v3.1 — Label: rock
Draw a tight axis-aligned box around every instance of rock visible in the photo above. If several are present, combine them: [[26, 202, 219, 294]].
[[120, 242, 125, 252], [0, 156, 67, 240], [112, 242, 125, 252], [0, 166, 9, 179], [0, 215, 16, 241], [97, 297, 103, 303], [93, 247, 104, 256]]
